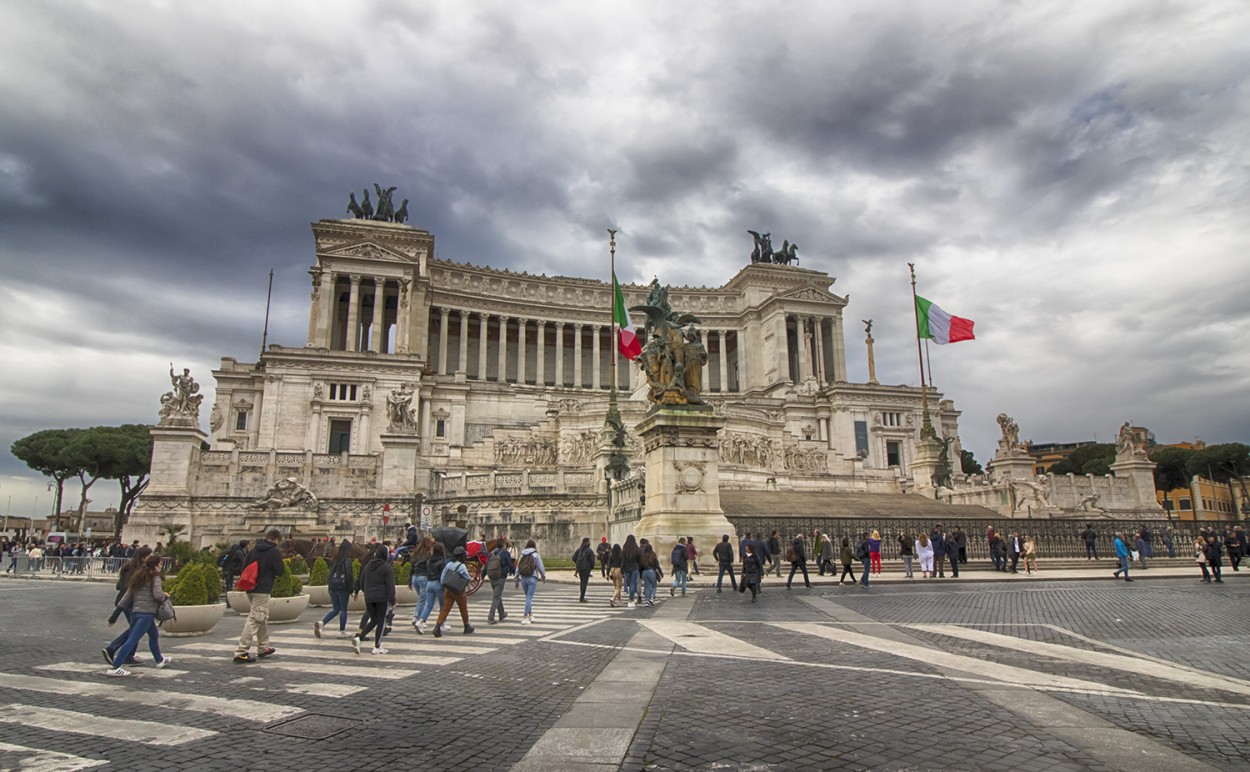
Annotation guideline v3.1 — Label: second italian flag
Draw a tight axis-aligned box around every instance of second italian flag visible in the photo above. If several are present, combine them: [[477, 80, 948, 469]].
[[915, 295, 975, 344], [613, 274, 642, 360]]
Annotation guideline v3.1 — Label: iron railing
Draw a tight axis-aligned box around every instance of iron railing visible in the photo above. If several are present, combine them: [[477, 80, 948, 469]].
[[1, 555, 175, 579]]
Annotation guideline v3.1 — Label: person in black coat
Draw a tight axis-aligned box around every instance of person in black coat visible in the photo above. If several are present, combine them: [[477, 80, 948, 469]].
[[1204, 535, 1224, 584], [930, 527, 947, 578], [713, 534, 737, 593], [786, 534, 811, 589], [352, 544, 397, 654], [739, 544, 764, 602]]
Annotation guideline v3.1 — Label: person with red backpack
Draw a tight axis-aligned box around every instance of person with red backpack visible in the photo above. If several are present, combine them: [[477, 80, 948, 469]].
[[232, 529, 286, 664]]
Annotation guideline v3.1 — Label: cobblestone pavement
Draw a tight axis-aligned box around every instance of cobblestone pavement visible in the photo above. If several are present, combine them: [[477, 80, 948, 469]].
[[0, 572, 1247, 771]]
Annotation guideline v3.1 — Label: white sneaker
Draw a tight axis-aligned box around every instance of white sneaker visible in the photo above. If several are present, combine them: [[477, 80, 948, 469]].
[[107, 667, 130, 677], [371, 647, 387, 655], [155, 657, 172, 669], [313, 621, 323, 638], [521, 616, 532, 625], [627, 602, 636, 609], [351, 636, 361, 655], [337, 630, 350, 638], [415, 620, 426, 635]]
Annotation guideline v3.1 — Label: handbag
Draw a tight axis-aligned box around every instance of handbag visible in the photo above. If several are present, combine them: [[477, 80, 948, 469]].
[[156, 596, 176, 623], [442, 565, 470, 594]]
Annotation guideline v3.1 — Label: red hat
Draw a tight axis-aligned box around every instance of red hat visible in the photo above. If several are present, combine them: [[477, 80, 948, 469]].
[[601, 537, 607, 542]]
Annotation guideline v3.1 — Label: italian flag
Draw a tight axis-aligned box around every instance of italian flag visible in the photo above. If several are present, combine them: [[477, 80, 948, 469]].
[[613, 274, 642, 360], [915, 296, 975, 344]]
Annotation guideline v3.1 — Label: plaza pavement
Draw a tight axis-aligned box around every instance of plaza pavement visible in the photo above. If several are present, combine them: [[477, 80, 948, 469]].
[[0, 566, 1247, 771]]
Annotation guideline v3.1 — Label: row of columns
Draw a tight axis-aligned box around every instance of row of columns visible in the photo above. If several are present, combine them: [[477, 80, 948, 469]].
[[787, 314, 843, 385], [430, 308, 741, 392], [333, 273, 402, 353]]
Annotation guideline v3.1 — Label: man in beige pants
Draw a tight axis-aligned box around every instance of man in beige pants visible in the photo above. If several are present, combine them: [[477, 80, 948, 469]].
[[233, 528, 286, 663]]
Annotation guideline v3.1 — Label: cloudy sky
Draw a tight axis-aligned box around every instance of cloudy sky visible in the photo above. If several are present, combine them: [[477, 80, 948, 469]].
[[2, 1, 1248, 516]]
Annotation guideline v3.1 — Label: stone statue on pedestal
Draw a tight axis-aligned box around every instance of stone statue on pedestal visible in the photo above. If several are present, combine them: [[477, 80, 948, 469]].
[[863, 319, 879, 385], [159, 364, 204, 425], [252, 477, 319, 510], [996, 413, 1024, 455], [631, 280, 708, 406], [1115, 421, 1147, 460], [386, 383, 418, 433]]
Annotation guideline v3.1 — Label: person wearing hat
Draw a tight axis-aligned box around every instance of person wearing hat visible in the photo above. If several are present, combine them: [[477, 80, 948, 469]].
[[432, 545, 475, 637], [596, 536, 611, 579]]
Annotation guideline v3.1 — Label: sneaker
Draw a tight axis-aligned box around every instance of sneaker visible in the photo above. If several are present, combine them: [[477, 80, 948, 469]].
[[258, 647, 276, 659], [313, 621, 323, 639], [1125, 578, 1135, 582], [411, 619, 420, 629], [338, 630, 351, 638], [670, 587, 675, 597], [102, 648, 114, 666], [155, 657, 172, 669], [627, 601, 636, 609], [233, 653, 254, 664], [371, 647, 387, 655], [415, 621, 425, 635], [383, 626, 392, 636], [488, 618, 498, 624], [433, 624, 443, 638], [463, 624, 474, 635], [129, 656, 145, 664], [107, 667, 130, 677], [351, 636, 361, 654], [521, 616, 531, 625]]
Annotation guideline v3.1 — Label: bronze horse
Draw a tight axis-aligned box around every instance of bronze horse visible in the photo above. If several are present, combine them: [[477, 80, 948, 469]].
[[281, 539, 369, 569]]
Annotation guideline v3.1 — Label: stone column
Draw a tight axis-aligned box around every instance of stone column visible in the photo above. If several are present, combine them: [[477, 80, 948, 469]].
[[718, 331, 730, 392], [812, 317, 825, 384], [591, 325, 602, 389], [573, 323, 584, 388], [370, 278, 386, 353], [832, 315, 847, 382], [438, 307, 450, 374], [457, 310, 470, 374], [555, 322, 565, 386], [536, 321, 547, 386], [797, 318, 813, 381], [308, 269, 333, 348], [477, 312, 489, 379], [497, 316, 509, 382], [517, 318, 527, 384], [345, 275, 362, 352]]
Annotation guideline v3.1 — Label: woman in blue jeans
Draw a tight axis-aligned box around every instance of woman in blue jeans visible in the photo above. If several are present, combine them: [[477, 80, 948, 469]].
[[621, 534, 641, 608], [639, 544, 662, 606], [314, 539, 355, 638], [108, 553, 170, 676], [415, 542, 446, 634], [514, 539, 547, 624], [408, 537, 434, 627]]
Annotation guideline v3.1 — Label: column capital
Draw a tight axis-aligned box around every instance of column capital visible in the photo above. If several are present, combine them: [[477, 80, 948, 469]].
[[349, 274, 362, 285], [573, 322, 584, 330], [439, 307, 450, 317]]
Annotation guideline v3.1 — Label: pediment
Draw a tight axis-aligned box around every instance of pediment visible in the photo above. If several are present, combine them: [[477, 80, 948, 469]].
[[322, 240, 415, 263], [778, 286, 845, 305]]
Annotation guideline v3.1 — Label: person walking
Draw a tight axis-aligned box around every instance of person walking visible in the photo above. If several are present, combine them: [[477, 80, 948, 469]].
[[819, 532, 835, 576], [621, 535, 641, 608], [1112, 532, 1134, 582], [1022, 536, 1038, 574], [486, 536, 513, 623], [102, 546, 153, 667], [1082, 525, 1098, 560], [232, 528, 285, 664], [1007, 531, 1023, 574], [768, 531, 782, 577], [739, 543, 763, 602], [433, 546, 475, 637], [930, 526, 947, 578], [1133, 529, 1149, 570], [409, 536, 434, 627], [596, 537, 612, 579], [515, 539, 547, 624], [639, 544, 662, 606], [351, 544, 396, 654], [573, 537, 596, 602], [915, 533, 934, 578], [856, 532, 872, 587], [713, 534, 737, 593], [867, 530, 882, 575], [1204, 534, 1224, 584], [944, 530, 960, 579], [107, 552, 171, 676], [1229, 527, 1245, 571], [786, 534, 811, 589], [686, 536, 700, 576], [898, 532, 915, 579], [315, 539, 356, 639], [670, 538, 690, 597], [608, 543, 624, 607], [838, 537, 855, 584], [1195, 535, 1212, 583], [953, 526, 968, 564], [414, 542, 447, 635]]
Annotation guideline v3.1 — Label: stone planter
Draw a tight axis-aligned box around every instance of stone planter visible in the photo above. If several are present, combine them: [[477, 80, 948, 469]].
[[395, 586, 419, 607], [307, 585, 330, 607], [161, 602, 227, 637], [226, 592, 311, 623]]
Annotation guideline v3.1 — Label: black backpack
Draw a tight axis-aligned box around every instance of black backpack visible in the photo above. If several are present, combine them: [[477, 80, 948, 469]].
[[486, 549, 504, 581], [328, 561, 348, 590]]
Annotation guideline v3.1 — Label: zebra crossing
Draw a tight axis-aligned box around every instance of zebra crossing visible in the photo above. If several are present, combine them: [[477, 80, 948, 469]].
[[0, 582, 632, 769]]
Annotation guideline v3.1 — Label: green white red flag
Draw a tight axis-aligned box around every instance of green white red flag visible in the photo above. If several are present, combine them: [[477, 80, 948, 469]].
[[613, 274, 641, 360], [915, 296, 975, 344]]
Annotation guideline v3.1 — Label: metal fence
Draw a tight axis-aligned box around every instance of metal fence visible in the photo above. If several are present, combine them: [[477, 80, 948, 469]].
[[2, 555, 175, 579], [725, 516, 1247, 562]]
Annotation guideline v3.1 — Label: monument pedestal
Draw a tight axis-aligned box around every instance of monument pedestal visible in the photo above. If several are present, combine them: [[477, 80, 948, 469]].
[[631, 406, 737, 555], [989, 451, 1035, 483], [380, 432, 422, 496], [910, 436, 942, 497], [123, 422, 207, 546], [1110, 455, 1163, 511]]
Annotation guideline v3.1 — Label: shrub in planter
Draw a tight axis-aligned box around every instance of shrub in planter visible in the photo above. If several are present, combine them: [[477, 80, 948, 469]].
[[285, 557, 308, 576], [309, 557, 329, 586], [271, 561, 304, 598], [200, 562, 223, 604], [394, 560, 411, 585], [352, 559, 361, 582], [169, 564, 209, 606]]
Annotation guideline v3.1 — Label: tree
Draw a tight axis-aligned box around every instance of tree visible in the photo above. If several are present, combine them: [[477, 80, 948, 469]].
[[103, 424, 153, 539], [1049, 443, 1115, 476], [1187, 443, 1250, 514], [10, 428, 79, 527], [1149, 446, 1195, 492], [960, 449, 983, 475]]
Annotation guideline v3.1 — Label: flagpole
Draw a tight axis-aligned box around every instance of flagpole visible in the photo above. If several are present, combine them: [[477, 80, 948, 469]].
[[924, 338, 934, 388], [260, 267, 274, 357], [608, 228, 618, 392], [908, 263, 936, 439]]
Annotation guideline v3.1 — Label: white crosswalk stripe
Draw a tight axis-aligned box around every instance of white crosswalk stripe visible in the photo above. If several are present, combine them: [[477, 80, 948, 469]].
[[0, 704, 216, 746], [0, 741, 108, 771]]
